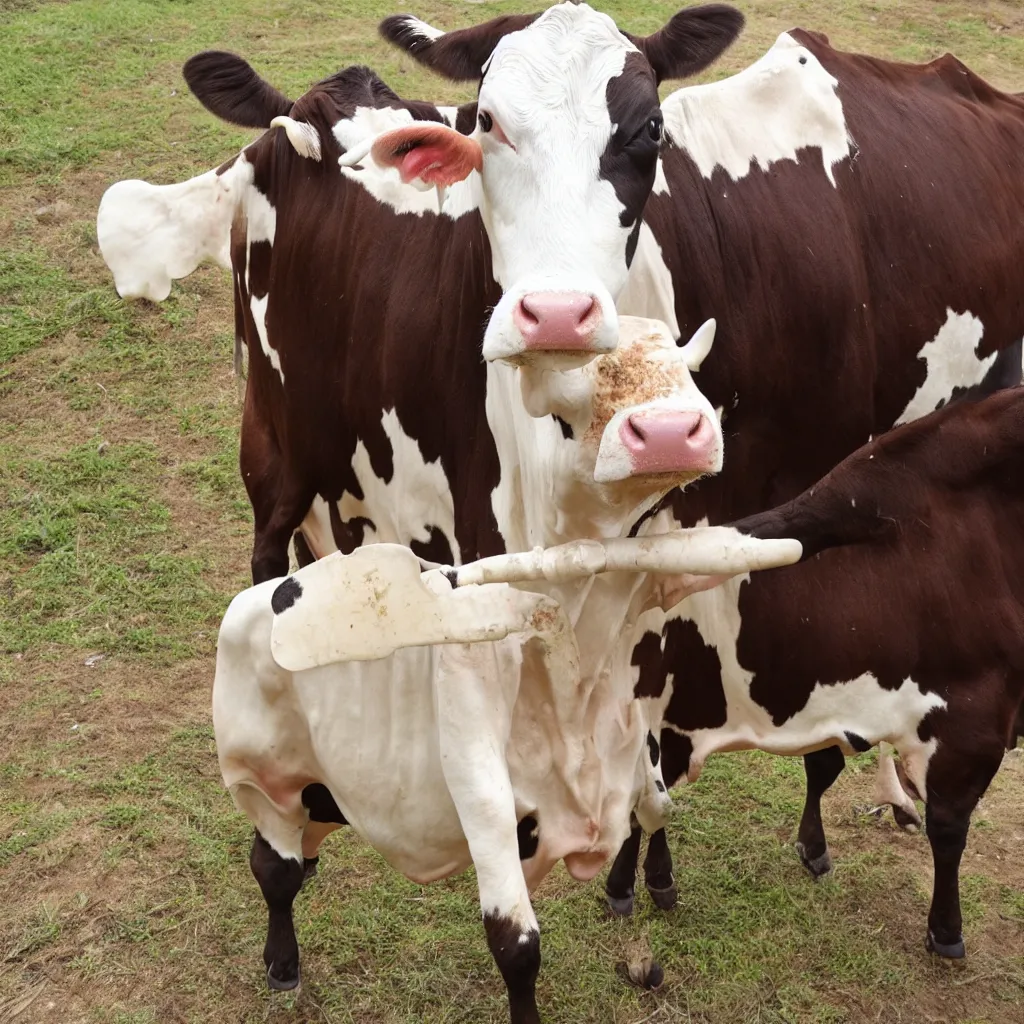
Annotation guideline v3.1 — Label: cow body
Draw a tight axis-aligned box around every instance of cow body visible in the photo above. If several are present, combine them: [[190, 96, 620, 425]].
[[381, 7, 1024, 902], [212, 317, 733, 1020], [599, 27, 1024, 915], [635, 387, 1024, 957]]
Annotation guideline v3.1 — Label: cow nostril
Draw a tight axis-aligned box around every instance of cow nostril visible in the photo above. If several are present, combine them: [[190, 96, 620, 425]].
[[575, 297, 597, 328], [687, 415, 704, 440], [625, 414, 647, 444], [517, 298, 540, 327]]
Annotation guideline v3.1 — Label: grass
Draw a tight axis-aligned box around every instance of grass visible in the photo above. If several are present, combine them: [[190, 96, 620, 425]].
[[0, 0, 1022, 1022]]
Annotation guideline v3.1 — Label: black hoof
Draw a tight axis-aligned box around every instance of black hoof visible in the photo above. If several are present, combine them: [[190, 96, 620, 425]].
[[606, 891, 635, 917], [926, 930, 966, 960], [646, 882, 677, 911], [303, 856, 319, 882], [267, 964, 301, 991], [795, 842, 833, 879], [892, 804, 921, 831]]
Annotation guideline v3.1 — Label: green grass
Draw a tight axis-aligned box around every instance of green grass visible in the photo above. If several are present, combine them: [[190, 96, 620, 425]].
[[1, 0, 1023, 1022]]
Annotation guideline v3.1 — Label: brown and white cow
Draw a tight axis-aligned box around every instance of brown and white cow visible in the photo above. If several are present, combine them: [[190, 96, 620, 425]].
[[382, 3, 1024, 901], [612, 386, 1024, 960], [212, 318, 785, 1021], [98, 3, 743, 585]]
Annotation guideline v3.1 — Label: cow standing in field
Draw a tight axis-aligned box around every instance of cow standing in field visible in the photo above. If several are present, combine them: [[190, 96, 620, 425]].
[[98, 2, 744, 582], [613, 387, 1024, 960], [213, 319, 797, 1021], [380, 3, 1024, 906]]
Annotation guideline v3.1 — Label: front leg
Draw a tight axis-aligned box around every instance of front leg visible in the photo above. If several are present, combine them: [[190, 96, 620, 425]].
[[435, 641, 541, 1024]]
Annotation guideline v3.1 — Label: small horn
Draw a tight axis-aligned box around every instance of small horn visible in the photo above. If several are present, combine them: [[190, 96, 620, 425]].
[[679, 318, 716, 372], [270, 116, 322, 161]]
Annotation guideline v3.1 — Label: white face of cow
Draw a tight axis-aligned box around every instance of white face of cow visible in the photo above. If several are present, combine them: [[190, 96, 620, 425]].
[[487, 316, 723, 547], [374, 2, 744, 368], [471, 6, 641, 367]]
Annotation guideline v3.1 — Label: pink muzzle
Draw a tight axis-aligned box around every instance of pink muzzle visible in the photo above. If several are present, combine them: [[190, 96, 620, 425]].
[[514, 291, 602, 351], [620, 409, 718, 475]]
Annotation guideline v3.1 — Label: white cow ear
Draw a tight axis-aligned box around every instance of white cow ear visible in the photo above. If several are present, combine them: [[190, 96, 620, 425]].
[[679, 318, 716, 372], [270, 116, 322, 161]]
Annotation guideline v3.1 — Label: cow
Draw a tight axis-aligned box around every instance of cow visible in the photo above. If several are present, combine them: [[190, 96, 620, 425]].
[[98, 2, 745, 585], [380, 3, 1024, 901], [213, 317, 798, 1021], [606, 386, 1024, 960]]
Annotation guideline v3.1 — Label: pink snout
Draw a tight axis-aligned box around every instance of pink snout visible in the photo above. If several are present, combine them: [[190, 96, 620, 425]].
[[513, 291, 602, 351], [620, 409, 718, 475]]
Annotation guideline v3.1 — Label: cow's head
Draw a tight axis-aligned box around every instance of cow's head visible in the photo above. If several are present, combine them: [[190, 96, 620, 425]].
[[487, 315, 722, 545], [372, 2, 743, 366]]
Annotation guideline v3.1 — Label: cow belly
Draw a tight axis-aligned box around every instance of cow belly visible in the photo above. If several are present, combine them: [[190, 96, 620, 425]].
[[683, 672, 945, 794], [295, 652, 473, 882], [214, 594, 474, 884]]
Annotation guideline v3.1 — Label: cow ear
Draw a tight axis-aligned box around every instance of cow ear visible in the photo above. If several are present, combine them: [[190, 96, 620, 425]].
[[270, 116, 322, 161], [380, 13, 540, 81], [183, 50, 293, 128], [343, 123, 483, 188], [625, 4, 744, 84]]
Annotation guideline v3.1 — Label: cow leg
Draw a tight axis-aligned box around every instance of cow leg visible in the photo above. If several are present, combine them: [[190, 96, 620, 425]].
[[923, 743, 1002, 960], [231, 783, 309, 990], [239, 405, 314, 585], [250, 831, 305, 990], [643, 828, 677, 910], [300, 782, 347, 881], [796, 745, 845, 878], [604, 823, 642, 917], [435, 645, 541, 1024]]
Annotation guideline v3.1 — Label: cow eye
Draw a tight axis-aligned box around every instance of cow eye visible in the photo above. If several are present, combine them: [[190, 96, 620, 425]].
[[478, 110, 493, 133], [647, 117, 663, 143]]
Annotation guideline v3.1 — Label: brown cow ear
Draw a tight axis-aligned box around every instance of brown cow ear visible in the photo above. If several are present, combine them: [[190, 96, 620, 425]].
[[183, 51, 293, 128], [379, 13, 540, 81], [624, 4, 744, 85]]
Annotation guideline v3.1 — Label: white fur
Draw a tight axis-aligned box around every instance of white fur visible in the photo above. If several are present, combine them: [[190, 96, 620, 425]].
[[638, 556, 945, 798], [895, 308, 996, 425], [97, 157, 252, 301], [249, 294, 284, 384], [299, 408, 460, 564], [662, 32, 852, 187], [617, 223, 680, 338]]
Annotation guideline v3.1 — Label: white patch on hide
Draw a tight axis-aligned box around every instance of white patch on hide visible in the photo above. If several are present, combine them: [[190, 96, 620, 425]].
[[617, 223, 679, 338], [249, 294, 284, 384], [301, 409, 459, 563], [662, 32, 852, 186], [895, 308, 995, 425], [96, 154, 254, 301], [642, 550, 946, 787], [245, 178, 276, 246]]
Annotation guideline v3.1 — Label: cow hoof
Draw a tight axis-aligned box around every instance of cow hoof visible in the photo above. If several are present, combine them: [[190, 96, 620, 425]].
[[303, 856, 319, 882], [892, 805, 922, 832], [926, 931, 966, 960], [267, 965, 301, 991], [646, 882, 678, 911], [606, 892, 635, 917], [796, 842, 833, 879]]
